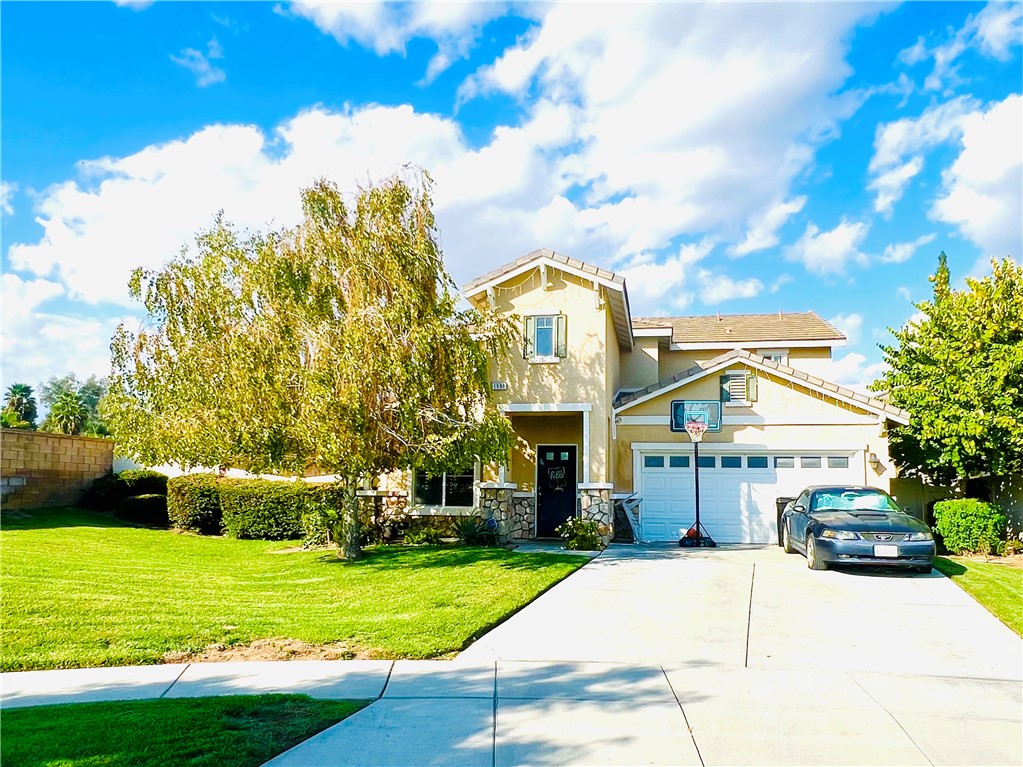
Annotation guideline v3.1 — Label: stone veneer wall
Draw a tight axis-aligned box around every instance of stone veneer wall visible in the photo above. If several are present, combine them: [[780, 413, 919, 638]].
[[580, 486, 614, 546], [510, 494, 536, 540], [1, 429, 114, 510]]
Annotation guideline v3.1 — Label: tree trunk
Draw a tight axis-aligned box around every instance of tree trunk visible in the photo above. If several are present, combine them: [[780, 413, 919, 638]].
[[337, 485, 362, 560]]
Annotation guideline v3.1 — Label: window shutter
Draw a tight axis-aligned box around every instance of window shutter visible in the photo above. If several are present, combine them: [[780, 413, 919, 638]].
[[746, 375, 758, 402], [727, 375, 747, 402], [556, 314, 568, 358], [523, 316, 535, 358], [719, 374, 731, 402]]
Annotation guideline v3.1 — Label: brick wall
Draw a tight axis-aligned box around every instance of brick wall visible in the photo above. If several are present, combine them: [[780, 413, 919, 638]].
[[1, 429, 114, 510]]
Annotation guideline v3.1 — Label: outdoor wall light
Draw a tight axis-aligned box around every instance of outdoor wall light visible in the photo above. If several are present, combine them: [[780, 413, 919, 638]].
[[867, 452, 881, 467]]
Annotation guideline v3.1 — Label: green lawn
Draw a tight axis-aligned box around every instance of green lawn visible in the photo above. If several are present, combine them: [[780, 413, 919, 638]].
[[0, 695, 365, 767], [933, 556, 1023, 636], [1, 507, 587, 670]]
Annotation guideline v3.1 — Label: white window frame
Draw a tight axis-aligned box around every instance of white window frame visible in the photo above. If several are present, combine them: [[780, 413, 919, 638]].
[[757, 348, 789, 366], [410, 464, 479, 513], [524, 313, 567, 364]]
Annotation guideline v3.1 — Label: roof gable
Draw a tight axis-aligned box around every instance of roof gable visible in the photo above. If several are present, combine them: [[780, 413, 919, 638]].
[[614, 349, 909, 424], [463, 248, 633, 349]]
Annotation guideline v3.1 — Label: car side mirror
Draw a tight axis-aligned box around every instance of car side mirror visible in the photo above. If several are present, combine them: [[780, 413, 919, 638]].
[[793, 504, 806, 513]]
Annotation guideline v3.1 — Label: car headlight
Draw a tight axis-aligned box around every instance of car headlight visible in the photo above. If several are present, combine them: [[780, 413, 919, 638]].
[[905, 531, 933, 541], [821, 529, 860, 540]]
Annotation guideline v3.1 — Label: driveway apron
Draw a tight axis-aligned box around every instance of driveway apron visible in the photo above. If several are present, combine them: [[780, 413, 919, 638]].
[[265, 544, 1022, 766]]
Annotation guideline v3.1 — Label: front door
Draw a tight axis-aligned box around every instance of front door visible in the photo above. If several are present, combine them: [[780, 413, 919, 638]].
[[536, 445, 578, 537]]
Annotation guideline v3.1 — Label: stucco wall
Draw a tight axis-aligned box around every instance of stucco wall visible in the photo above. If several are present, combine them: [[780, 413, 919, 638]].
[[508, 413, 582, 492], [1, 429, 114, 509], [657, 346, 833, 380], [620, 336, 660, 390], [612, 369, 893, 493], [483, 267, 613, 483]]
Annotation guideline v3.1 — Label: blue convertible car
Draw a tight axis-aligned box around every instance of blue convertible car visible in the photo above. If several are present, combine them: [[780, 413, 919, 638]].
[[781, 486, 935, 573]]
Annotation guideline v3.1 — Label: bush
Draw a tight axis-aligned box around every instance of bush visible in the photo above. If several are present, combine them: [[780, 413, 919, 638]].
[[116, 494, 169, 527], [118, 469, 169, 496], [404, 524, 445, 545], [79, 469, 169, 510], [219, 479, 311, 540], [453, 516, 499, 547], [167, 474, 223, 534], [933, 499, 1006, 555], [556, 516, 606, 551]]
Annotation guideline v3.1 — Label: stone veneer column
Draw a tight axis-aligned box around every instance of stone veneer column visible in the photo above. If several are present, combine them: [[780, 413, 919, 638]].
[[476, 482, 518, 540], [578, 483, 614, 547]]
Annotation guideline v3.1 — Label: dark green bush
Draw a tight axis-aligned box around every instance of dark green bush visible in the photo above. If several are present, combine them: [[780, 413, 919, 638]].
[[79, 469, 169, 510], [933, 499, 1006, 555], [404, 524, 445, 545], [167, 474, 223, 534], [118, 469, 169, 496], [115, 494, 169, 527], [220, 479, 310, 540], [453, 516, 499, 547]]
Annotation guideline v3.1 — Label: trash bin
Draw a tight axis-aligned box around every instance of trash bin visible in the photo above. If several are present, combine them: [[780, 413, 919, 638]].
[[775, 497, 795, 546]]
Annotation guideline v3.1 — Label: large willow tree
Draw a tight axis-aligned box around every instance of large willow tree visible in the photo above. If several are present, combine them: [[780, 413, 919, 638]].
[[105, 174, 514, 558]]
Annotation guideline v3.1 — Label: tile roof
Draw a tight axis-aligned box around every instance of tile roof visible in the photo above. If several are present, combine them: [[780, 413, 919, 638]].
[[613, 349, 910, 423], [631, 312, 844, 344], [463, 248, 624, 294]]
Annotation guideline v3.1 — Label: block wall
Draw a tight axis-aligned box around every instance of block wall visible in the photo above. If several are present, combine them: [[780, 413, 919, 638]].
[[1, 429, 114, 510]]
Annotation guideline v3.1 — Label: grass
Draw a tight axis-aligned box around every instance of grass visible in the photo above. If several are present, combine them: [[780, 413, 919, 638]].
[[0, 694, 365, 767], [1, 507, 587, 670], [933, 556, 1023, 636]]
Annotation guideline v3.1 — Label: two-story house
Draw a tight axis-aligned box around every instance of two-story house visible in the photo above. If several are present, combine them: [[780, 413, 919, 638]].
[[406, 248, 909, 545]]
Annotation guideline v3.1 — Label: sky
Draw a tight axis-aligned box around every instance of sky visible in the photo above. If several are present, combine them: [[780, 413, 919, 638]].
[[2, 1, 1021, 398]]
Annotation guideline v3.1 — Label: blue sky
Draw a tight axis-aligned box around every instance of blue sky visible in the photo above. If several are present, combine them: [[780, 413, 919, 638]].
[[2, 1, 1021, 395]]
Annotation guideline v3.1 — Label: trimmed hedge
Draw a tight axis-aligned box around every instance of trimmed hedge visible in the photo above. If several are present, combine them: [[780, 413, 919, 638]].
[[933, 498, 1007, 555], [116, 494, 169, 527], [167, 474, 223, 534], [79, 469, 169, 511]]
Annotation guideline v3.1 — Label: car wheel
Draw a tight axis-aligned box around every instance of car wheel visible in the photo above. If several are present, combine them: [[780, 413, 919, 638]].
[[806, 534, 828, 570], [782, 521, 795, 553]]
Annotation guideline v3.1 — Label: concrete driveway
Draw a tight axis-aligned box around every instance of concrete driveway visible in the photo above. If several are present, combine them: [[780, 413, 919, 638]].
[[268, 544, 1022, 766]]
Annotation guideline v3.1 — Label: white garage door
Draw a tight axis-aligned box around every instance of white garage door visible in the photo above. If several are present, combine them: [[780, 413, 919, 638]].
[[639, 451, 862, 543]]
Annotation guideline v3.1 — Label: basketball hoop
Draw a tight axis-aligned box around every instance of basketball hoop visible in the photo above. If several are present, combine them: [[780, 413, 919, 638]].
[[684, 420, 707, 443]]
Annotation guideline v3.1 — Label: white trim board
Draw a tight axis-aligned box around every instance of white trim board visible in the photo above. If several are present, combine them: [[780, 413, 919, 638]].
[[668, 339, 845, 350], [630, 442, 863, 454], [500, 403, 593, 413], [465, 257, 624, 299], [615, 414, 877, 426]]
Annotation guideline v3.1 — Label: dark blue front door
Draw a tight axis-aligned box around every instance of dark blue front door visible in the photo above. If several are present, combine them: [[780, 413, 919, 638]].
[[536, 445, 577, 537]]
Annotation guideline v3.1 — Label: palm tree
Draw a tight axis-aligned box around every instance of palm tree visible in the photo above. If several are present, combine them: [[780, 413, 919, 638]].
[[47, 391, 86, 435], [3, 383, 37, 427]]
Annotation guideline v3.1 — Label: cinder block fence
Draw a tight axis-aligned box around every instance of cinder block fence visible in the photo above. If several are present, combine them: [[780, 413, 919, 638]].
[[1, 428, 113, 510]]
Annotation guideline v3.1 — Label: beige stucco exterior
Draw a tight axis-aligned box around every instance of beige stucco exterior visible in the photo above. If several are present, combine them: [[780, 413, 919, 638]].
[[458, 251, 906, 539]]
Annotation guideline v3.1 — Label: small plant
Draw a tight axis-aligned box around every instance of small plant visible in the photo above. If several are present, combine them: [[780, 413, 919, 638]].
[[454, 516, 499, 546], [116, 494, 169, 527], [556, 516, 606, 551], [933, 499, 1006, 555], [404, 525, 445, 545], [1005, 538, 1022, 556]]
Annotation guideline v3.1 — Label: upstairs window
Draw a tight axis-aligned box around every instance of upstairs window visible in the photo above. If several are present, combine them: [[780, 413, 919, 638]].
[[413, 469, 475, 508], [720, 372, 757, 406], [524, 315, 567, 361], [758, 349, 789, 366]]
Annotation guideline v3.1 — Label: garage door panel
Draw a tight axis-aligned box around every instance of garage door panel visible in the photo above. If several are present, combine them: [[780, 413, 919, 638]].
[[639, 452, 861, 543]]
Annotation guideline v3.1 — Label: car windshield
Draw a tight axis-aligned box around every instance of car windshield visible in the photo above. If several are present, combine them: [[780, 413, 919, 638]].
[[811, 490, 900, 513]]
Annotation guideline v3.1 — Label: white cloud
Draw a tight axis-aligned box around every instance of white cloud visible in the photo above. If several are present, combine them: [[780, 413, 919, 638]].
[[881, 233, 937, 264], [113, 0, 153, 8], [288, 1, 512, 82], [869, 96, 976, 172], [1, 181, 16, 215], [170, 38, 226, 87], [896, 286, 912, 302], [902, 2, 1023, 91], [785, 220, 870, 275], [732, 197, 806, 256], [619, 240, 714, 306], [770, 274, 794, 293], [931, 94, 1022, 260], [869, 157, 923, 216], [828, 313, 863, 345], [821, 352, 887, 394], [696, 271, 763, 304]]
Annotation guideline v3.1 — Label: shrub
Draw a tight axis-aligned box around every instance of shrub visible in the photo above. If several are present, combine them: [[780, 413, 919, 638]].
[[933, 499, 1006, 555], [79, 469, 169, 510], [453, 516, 499, 547], [404, 524, 445, 545], [167, 474, 223, 534], [118, 469, 169, 496], [219, 480, 310, 540], [556, 516, 606, 551], [115, 494, 169, 527]]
